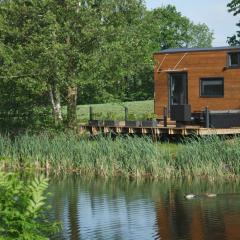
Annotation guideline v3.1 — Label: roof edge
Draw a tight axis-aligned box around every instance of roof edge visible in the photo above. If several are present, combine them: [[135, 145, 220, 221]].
[[154, 46, 240, 55]]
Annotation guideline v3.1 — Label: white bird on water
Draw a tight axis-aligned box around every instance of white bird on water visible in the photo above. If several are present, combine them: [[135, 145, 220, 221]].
[[185, 193, 217, 199], [205, 193, 217, 197], [185, 194, 196, 199]]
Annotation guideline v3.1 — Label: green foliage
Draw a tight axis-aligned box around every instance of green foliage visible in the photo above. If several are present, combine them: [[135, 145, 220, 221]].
[[92, 112, 104, 120], [1, 133, 240, 180], [0, 134, 174, 178], [141, 112, 157, 120], [146, 5, 213, 50], [105, 112, 118, 120], [0, 173, 58, 239], [175, 136, 240, 177], [0, 1, 214, 129], [127, 113, 138, 120], [227, 0, 240, 45], [186, 23, 214, 48]]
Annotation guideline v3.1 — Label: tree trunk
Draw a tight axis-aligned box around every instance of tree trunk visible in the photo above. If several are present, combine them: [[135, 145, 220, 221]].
[[49, 84, 63, 126], [67, 85, 77, 127]]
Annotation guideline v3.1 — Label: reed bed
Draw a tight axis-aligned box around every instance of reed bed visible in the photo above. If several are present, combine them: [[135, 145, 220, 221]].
[[0, 133, 240, 179]]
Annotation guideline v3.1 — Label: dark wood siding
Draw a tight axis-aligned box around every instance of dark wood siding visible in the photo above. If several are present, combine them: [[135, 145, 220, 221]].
[[154, 50, 240, 117]]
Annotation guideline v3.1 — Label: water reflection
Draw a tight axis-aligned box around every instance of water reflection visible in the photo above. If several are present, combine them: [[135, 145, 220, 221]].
[[47, 176, 240, 240]]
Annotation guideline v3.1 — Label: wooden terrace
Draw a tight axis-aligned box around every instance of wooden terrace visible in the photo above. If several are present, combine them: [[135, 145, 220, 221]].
[[79, 122, 240, 137]]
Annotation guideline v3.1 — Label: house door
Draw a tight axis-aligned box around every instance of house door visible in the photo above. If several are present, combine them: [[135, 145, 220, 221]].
[[169, 72, 188, 107]]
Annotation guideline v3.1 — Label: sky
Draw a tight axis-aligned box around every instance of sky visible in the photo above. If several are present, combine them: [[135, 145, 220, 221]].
[[145, 0, 238, 47]]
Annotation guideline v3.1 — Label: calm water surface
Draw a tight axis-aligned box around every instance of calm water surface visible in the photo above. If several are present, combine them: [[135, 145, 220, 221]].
[[46, 175, 240, 240]]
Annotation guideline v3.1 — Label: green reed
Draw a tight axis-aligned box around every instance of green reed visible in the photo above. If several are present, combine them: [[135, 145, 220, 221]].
[[175, 135, 240, 179], [1, 133, 240, 179]]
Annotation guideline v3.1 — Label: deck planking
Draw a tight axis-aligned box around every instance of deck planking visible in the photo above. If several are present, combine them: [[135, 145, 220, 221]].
[[79, 124, 240, 137]]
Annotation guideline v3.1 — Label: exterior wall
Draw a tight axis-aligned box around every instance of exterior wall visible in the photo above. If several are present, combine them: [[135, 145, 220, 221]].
[[154, 50, 240, 117]]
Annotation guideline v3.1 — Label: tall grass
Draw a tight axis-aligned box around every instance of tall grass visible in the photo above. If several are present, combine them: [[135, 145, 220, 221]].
[[1, 133, 240, 179], [175, 136, 240, 179]]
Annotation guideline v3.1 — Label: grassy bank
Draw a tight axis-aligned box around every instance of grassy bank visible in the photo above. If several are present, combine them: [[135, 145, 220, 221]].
[[63, 100, 154, 123], [0, 133, 240, 179]]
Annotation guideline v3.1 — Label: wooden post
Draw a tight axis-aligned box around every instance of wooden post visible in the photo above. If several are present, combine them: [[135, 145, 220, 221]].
[[163, 106, 168, 127], [89, 106, 93, 121], [205, 107, 209, 128], [124, 107, 128, 121]]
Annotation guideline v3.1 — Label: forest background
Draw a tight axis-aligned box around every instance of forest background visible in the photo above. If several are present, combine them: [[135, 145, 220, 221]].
[[0, 0, 238, 129]]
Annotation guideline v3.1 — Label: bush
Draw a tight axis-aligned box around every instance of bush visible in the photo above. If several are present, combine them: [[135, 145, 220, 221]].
[[0, 173, 58, 240]]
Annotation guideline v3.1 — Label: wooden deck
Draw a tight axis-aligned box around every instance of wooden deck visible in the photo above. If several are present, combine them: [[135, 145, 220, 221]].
[[79, 124, 240, 137]]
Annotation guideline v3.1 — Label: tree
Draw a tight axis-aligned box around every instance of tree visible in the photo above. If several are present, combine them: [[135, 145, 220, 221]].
[[0, 1, 214, 129], [186, 23, 214, 48], [0, 1, 53, 129], [0, 0, 150, 127], [0, 0, 63, 127], [227, 0, 240, 45], [146, 5, 213, 50], [117, 5, 214, 102], [87, 0, 150, 102], [86, 5, 214, 103]]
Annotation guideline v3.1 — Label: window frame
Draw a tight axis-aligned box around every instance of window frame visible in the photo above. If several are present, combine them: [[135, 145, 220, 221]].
[[199, 77, 224, 98], [227, 52, 240, 68]]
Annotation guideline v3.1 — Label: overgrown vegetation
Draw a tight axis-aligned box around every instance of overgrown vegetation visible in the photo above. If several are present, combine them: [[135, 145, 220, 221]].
[[1, 133, 240, 180], [0, 173, 58, 239], [0, 1, 213, 128]]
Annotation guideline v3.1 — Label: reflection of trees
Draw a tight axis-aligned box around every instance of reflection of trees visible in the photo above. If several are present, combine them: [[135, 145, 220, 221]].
[[156, 192, 173, 239], [155, 195, 210, 240], [46, 175, 240, 240], [155, 190, 191, 240], [48, 177, 68, 223], [46, 175, 81, 239], [155, 190, 240, 240], [68, 176, 80, 240]]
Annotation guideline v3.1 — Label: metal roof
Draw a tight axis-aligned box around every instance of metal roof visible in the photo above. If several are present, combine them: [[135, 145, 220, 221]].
[[155, 46, 240, 54]]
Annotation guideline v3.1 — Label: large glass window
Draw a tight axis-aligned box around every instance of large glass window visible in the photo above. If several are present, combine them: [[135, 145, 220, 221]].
[[228, 52, 240, 67], [200, 78, 224, 97]]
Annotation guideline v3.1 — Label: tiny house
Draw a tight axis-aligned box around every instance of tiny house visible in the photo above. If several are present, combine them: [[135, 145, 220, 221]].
[[154, 46, 240, 127]]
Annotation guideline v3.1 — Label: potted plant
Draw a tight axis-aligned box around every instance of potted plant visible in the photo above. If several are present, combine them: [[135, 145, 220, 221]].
[[125, 113, 142, 127], [104, 112, 120, 127], [141, 113, 158, 127]]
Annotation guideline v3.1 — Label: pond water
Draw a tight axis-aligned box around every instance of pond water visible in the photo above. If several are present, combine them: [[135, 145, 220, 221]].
[[46, 175, 240, 240]]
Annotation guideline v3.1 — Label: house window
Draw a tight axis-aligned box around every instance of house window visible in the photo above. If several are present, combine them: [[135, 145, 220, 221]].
[[228, 52, 240, 67], [200, 78, 224, 97]]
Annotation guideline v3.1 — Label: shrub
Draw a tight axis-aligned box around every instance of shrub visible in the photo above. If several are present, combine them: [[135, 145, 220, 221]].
[[0, 173, 58, 240]]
